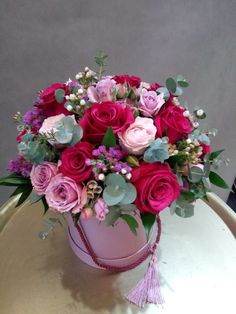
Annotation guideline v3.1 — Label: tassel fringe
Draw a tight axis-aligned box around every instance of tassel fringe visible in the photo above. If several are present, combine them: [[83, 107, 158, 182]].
[[126, 254, 164, 308]]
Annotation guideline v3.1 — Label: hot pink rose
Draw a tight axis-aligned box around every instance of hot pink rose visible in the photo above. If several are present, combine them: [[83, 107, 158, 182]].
[[131, 162, 180, 214], [36, 82, 70, 117], [59, 141, 93, 183], [87, 78, 116, 103], [154, 105, 193, 143], [94, 198, 109, 221], [80, 102, 135, 144], [113, 75, 141, 88], [45, 174, 87, 213], [118, 117, 156, 155], [139, 89, 165, 117], [30, 162, 58, 195]]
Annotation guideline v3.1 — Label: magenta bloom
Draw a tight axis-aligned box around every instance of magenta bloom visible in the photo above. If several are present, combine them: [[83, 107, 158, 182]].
[[30, 162, 58, 195], [45, 174, 87, 213]]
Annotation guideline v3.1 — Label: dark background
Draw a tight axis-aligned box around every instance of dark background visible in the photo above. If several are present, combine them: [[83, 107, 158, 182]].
[[0, 0, 236, 205]]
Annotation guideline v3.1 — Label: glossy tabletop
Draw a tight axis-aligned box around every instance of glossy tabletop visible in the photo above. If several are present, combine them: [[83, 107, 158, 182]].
[[0, 199, 236, 314]]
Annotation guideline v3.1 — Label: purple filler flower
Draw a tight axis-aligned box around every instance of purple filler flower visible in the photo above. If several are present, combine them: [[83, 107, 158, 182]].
[[7, 155, 33, 177], [23, 107, 45, 131]]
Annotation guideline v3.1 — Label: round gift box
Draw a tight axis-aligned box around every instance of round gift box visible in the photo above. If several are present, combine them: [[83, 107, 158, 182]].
[[67, 213, 155, 269]]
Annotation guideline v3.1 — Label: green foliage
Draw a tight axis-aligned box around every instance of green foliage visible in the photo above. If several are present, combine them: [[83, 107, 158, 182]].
[[166, 77, 177, 94], [73, 212, 81, 224], [144, 138, 169, 163], [120, 214, 138, 235], [105, 206, 121, 226], [102, 127, 116, 148], [140, 212, 156, 239], [208, 149, 224, 161], [54, 89, 65, 103], [41, 196, 49, 214], [95, 51, 108, 79], [188, 166, 204, 183], [103, 173, 137, 206], [0, 173, 31, 186], [176, 75, 189, 88], [54, 116, 83, 145], [209, 171, 229, 189], [175, 202, 194, 218], [156, 87, 170, 100], [16, 185, 33, 207]]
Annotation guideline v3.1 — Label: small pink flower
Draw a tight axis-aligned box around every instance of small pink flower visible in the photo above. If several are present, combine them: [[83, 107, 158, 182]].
[[87, 78, 116, 103], [45, 174, 87, 213], [81, 207, 93, 219], [30, 162, 58, 195], [138, 89, 165, 117], [118, 117, 156, 155], [94, 198, 109, 221]]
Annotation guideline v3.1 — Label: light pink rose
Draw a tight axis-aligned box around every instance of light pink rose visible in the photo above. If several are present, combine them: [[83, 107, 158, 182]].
[[94, 198, 109, 221], [118, 117, 157, 155], [39, 114, 77, 146], [45, 174, 87, 213], [30, 162, 57, 195], [39, 114, 66, 135], [138, 89, 165, 117], [87, 78, 116, 103]]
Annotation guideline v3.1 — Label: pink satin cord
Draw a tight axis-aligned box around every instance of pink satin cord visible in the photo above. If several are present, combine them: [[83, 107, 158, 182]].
[[73, 215, 161, 273]]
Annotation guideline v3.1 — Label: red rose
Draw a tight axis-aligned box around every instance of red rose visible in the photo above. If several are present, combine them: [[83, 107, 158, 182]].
[[200, 143, 211, 157], [60, 142, 93, 183], [80, 102, 135, 144], [131, 162, 180, 214], [37, 83, 70, 117], [155, 105, 192, 143], [113, 75, 141, 88]]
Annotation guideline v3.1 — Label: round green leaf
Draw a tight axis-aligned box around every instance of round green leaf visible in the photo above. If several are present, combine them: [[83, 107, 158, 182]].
[[119, 183, 137, 205], [105, 173, 126, 189], [166, 77, 177, 94], [54, 89, 65, 103], [103, 186, 125, 206], [188, 166, 204, 183]]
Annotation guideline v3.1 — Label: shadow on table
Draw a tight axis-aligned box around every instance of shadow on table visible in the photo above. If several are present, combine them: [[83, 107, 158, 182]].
[[39, 230, 143, 314]]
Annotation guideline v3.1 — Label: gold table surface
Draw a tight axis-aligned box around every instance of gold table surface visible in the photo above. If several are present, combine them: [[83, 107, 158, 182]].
[[0, 199, 236, 314]]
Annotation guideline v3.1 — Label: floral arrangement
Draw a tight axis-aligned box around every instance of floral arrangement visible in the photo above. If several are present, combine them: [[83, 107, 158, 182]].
[[0, 53, 229, 238]]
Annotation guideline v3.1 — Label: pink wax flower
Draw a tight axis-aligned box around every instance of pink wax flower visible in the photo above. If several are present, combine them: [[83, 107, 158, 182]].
[[30, 162, 58, 195], [94, 198, 109, 221], [87, 78, 116, 103], [45, 174, 87, 213], [118, 117, 156, 155], [138, 89, 165, 117]]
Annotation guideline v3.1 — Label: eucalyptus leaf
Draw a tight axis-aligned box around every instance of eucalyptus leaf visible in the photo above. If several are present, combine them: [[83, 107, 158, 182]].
[[103, 185, 125, 206], [120, 204, 137, 211], [188, 166, 204, 183], [70, 126, 83, 145], [175, 203, 194, 218], [144, 138, 169, 163], [166, 77, 177, 94], [173, 86, 183, 96], [156, 87, 170, 100], [54, 130, 73, 144], [105, 173, 126, 189], [119, 183, 137, 205], [55, 89, 65, 103]]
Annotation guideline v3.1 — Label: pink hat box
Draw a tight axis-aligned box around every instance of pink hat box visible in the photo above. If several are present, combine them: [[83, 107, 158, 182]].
[[67, 213, 156, 270]]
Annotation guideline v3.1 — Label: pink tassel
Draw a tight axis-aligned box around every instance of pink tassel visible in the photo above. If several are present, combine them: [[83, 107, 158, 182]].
[[126, 253, 164, 308]]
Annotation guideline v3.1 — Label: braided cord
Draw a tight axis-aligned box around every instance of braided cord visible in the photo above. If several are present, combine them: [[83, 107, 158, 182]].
[[70, 215, 161, 273]]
